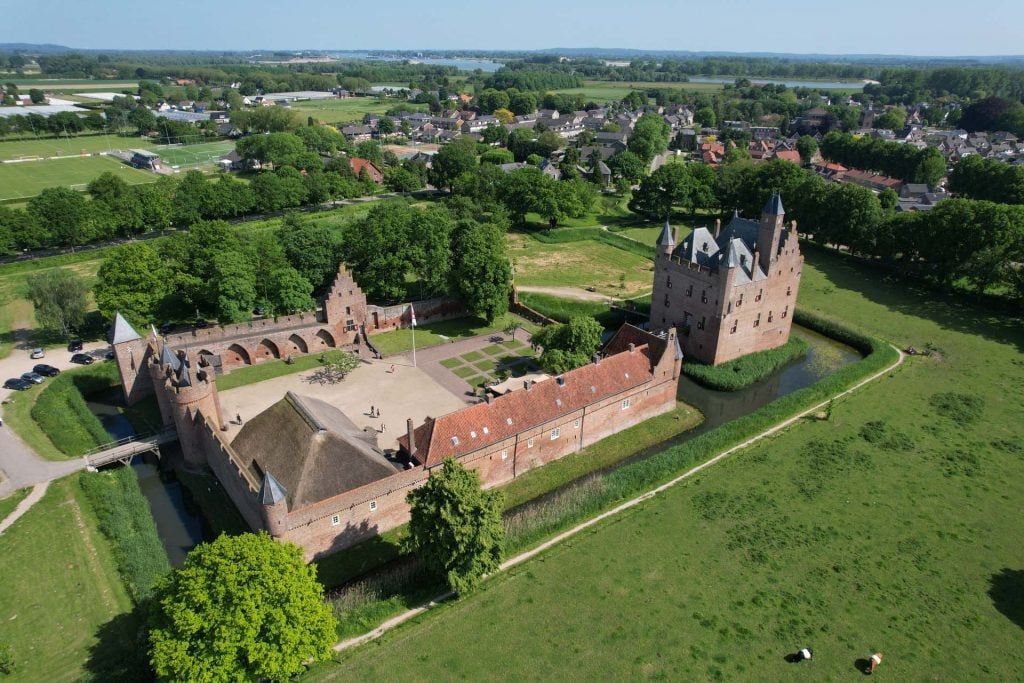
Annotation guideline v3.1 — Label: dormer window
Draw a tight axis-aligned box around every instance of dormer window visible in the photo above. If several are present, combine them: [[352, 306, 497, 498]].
[[482, 427, 489, 435], [470, 431, 477, 439], [506, 417, 513, 425], [740, 254, 747, 266], [701, 241, 709, 252], [451, 436, 459, 446]]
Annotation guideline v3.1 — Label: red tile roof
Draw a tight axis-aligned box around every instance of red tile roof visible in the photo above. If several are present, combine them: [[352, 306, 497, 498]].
[[350, 157, 382, 181], [774, 150, 801, 164], [401, 345, 657, 467]]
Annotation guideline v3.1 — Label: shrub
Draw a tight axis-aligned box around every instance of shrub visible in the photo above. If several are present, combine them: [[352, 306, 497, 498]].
[[860, 420, 888, 443], [930, 392, 985, 424], [31, 363, 119, 456], [78, 468, 171, 602], [0, 642, 14, 674], [684, 337, 809, 391]]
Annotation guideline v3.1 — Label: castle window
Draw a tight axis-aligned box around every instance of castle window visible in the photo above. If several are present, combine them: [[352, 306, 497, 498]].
[[754, 313, 761, 328], [574, 418, 581, 429], [755, 288, 763, 302], [527, 438, 534, 448], [768, 311, 774, 323], [782, 305, 789, 318], [345, 319, 356, 331], [501, 449, 508, 460], [621, 398, 632, 410], [369, 501, 377, 512], [550, 427, 560, 440], [740, 254, 747, 266], [727, 301, 732, 314], [701, 290, 708, 304], [686, 285, 693, 297], [666, 275, 672, 289], [737, 294, 743, 307], [662, 317, 666, 324], [331, 514, 340, 526], [786, 286, 792, 296], [730, 321, 738, 334], [664, 294, 670, 307], [697, 316, 706, 330], [346, 306, 351, 315]]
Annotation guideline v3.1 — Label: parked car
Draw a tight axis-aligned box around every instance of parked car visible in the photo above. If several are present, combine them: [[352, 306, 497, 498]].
[[70, 353, 94, 365], [67, 339, 84, 352], [30, 347, 45, 359], [3, 378, 32, 391], [20, 372, 45, 384], [158, 322, 174, 334], [33, 364, 60, 377], [194, 319, 209, 329]]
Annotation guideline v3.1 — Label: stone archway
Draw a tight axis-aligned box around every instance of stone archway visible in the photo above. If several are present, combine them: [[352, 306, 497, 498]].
[[257, 339, 281, 360], [288, 334, 308, 354], [226, 344, 251, 366], [316, 329, 336, 348]]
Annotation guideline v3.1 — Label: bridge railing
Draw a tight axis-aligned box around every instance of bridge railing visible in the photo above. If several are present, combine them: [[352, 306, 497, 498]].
[[81, 426, 177, 458]]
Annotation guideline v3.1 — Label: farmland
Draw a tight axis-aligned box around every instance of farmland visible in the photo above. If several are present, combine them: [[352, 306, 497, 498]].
[[310, 246, 1024, 681], [0, 155, 154, 201], [290, 97, 425, 124]]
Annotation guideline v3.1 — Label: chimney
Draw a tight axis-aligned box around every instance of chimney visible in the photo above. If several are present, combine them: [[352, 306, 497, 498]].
[[714, 219, 721, 238], [593, 353, 601, 365], [628, 343, 636, 353], [406, 418, 417, 458], [524, 380, 531, 391], [752, 249, 760, 273], [790, 219, 798, 234], [484, 392, 492, 404]]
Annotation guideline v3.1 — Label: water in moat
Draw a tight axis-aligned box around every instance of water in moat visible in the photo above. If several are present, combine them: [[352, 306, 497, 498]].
[[507, 324, 861, 514], [86, 400, 205, 566]]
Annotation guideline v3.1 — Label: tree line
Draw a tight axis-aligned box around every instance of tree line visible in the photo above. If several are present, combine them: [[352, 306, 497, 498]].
[[820, 132, 946, 185], [948, 155, 1024, 205]]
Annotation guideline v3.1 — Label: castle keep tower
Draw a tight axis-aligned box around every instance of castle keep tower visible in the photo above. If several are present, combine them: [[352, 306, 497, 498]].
[[650, 193, 803, 365], [147, 346, 227, 465]]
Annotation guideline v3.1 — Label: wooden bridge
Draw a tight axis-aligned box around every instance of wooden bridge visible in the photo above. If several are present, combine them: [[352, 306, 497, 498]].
[[83, 427, 178, 469]]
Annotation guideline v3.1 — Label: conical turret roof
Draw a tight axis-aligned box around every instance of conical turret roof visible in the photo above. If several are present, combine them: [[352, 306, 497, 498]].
[[259, 472, 287, 505], [763, 192, 785, 215], [111, 312, 141, 345], [657, 218, 675, 248]]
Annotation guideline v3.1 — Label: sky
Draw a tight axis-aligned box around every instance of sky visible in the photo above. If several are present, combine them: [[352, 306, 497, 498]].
[[5, 0, 1024, 57]]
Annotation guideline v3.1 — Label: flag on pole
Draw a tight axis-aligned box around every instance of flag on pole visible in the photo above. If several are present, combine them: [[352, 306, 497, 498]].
[[410, 304, 417, 328]]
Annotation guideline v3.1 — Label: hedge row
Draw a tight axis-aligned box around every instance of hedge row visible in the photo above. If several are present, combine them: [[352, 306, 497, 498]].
[[684, 336, 809, 391], [78, 467, 172, 602], [31, 363, 119, 457], [505, 311, 897, 552]]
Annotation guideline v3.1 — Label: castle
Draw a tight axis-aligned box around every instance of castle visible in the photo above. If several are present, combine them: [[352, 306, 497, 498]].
[[112, 269, 682, 560], [649, 193, 803, 365]]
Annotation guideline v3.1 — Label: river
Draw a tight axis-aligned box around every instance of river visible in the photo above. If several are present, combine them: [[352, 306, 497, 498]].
[[86, 399, 205, 567], [335, 52, 505, 72]]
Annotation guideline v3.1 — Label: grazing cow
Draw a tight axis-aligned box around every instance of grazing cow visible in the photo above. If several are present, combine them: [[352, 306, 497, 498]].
[[868, 652, 883, 674], [785, 647, 813, 663]]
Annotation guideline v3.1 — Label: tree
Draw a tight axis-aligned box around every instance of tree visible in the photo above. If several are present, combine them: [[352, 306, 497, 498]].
[[796, 135, 818, 165], [429, 137, 478, 191], [493, 108, 514, 125], [94, 243, 169, 324], [376, 116, 394, 138], [694, 107, 717, 128], [26, 268, 87, 337], [450, 220, 511, 322], [148, 533, 336, 683], [28, 88, 45, 104], [627, 113, 671, 163], [531, 315, 603, 374], [607, 150, 646, 182], [404, 459, 504, 594], [28, 186, 90, 249], [212, 250, 258, 323], [310, 351, 360, 384], [269, 267, 315, 314]]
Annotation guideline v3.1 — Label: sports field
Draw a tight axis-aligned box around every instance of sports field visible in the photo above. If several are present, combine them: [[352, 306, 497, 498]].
[[0, 134, 154, 161], [311, 247, 1024, 681], [291, 97, 426, 124], [152, 140, 235, 167], [0, 155, 154, 201]]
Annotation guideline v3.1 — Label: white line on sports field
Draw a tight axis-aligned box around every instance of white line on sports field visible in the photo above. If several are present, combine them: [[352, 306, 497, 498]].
[[333, 345, 906, 654]]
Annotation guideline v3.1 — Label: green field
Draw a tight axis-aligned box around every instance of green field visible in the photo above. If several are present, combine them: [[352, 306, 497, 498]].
[[0, 155, 154, 201], [152, 140, 235, 167], [310, 246, 1024, 681], [0, 134, 154, 161], [0, 477, 136, 682], [508, 232, 654, 296], [290, 97, 425, 125]]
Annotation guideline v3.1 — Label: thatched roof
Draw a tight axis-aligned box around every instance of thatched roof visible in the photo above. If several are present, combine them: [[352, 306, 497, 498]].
[[232, 392, 399, 509]]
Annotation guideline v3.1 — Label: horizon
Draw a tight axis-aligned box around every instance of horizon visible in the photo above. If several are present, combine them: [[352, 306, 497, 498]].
[[5, 0, 1024, 57]]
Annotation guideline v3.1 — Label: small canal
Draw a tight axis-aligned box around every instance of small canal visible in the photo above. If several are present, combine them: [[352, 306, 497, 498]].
[[86, 399, 206, 567], [508, 324, 861, 514]]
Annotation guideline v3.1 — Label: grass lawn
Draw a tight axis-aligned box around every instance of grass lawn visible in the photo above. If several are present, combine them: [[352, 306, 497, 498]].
[[0, 477, 135, 682], [439, 357, 462, 369], [481, 345, 504, 357], [0, 134, 155, 161], [309, 247, 1024, 681], [0, 155, 154, 201], [217, 349, 350, 392], [370, 313, 534, 356], [2, 376, 75, 461], [473, 359, 497, 372], [508, 233, 654, 296], [461, 350, 483, 362], [451, 366, 476, 379], [152, 140, 235, 167], [0, 487, 29, 520], [291, 98, 425, 125]]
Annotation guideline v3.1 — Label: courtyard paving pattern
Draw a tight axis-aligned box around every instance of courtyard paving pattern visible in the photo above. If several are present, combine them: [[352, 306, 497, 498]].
[[409, 328, 537, 402]]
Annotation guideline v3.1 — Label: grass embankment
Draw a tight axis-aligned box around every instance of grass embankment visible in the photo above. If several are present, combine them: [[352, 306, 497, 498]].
[[78, 468, 171, 602], [31, 363, 117, 457], [310, 247, 1024, 681], [0, 488, 29, 521], [508, 232, 654, 297], [684, 336, 809, 391], [370, 312, 534, 356], [0, 478, 134, 682], [518, 291, 651, 328]]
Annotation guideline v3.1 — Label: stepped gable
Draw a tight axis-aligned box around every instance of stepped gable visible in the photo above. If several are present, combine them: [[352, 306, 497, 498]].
[[232, 391, 399, 509], [401, 345, 656, 468]]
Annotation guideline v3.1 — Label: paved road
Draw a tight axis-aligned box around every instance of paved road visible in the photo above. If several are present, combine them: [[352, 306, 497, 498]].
[[0, 340, 109, 497]]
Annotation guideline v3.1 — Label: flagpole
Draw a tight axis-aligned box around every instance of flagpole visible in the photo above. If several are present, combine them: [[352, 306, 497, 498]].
[[410, 304, 417, 368]]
